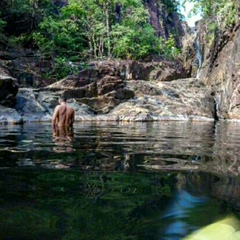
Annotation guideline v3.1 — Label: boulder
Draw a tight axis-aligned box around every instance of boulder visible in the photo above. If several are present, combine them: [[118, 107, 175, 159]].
[[0, 66, 18, 107], [0, 105, 22, 124], [92, 60, 189, 81], [104, 78, 215, 121], [42, 65, 135, 113], [0, 60, 215, 123]]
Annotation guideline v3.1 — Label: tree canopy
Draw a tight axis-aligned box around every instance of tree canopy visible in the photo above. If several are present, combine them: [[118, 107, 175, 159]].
[[182, 0, 238, 27], [0, 0, 182, 62], [0, 0, 238, 79]]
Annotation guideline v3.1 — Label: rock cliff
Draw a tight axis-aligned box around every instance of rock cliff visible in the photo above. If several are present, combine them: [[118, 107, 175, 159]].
[[3, 0, 240, 123], [0, 59, 214, 123], [195, 3, 240, 120]]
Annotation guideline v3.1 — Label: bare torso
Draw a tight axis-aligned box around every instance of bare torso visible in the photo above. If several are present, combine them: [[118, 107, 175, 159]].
[[52, 103, 75, 128]]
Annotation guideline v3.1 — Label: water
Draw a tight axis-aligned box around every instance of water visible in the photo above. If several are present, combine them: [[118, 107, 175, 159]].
[[0, 121, 240, 239], [195, 33, 202, 79]]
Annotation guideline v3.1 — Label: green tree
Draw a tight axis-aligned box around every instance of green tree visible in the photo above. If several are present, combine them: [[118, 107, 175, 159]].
[[0, 13, 6, 33], [182, 0, 237, 27], [111, 0, 160, 59], [34, 0, 162, 61], [30, 0, 182, 78], [0, 0, 51, 35], [33, 4, 87, 58]]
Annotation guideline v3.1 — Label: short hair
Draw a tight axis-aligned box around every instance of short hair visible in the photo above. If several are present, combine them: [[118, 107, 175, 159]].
[[59, 96, 67, 102]]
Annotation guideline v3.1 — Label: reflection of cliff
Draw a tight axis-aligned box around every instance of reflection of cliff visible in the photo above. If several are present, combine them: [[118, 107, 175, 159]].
[[183, 216, 240, 240], [185, 172, 240, 213], [200, 122, 240, 177], [159, 172, 234, 239], [211, 177, 240, 209], [200, 155, 240, 177], [142, 158, 240, 210], [141, 122, 240, 177]]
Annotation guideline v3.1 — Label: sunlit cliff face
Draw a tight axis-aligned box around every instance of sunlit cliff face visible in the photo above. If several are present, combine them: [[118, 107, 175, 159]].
[[183, 216, 240, 240]]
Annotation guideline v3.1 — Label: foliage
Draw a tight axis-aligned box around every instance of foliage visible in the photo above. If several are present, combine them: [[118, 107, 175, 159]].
[[0, 169, 174, 240], [111, 1, 156, 59], [111, 21, 160, 59], [2, 0, 237, 69], [0, 10, 6, 44], [33, 0, 180, 63], [33, 14, 87, 59], [50, 57, 79, 80], [162, 0, 180, 14], [1, 0, 183, 79], [0, 0, 51, 35], [159, 35, 180, 59], [182, 0, 238, 28], [0, 13, 6, 33]]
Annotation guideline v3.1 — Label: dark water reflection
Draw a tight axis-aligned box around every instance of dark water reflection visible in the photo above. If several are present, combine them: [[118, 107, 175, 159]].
[[0, 121, 240, 239]]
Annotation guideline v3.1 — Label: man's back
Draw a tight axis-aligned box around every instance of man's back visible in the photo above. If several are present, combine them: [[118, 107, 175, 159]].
[[52, 97, 75, 127], [66, 106, 74, 127]]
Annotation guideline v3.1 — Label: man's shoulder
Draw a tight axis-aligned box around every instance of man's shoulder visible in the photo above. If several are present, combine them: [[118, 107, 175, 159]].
[[54, 105, 60, 110], [55, 105, 62, 110], [67, 106, 74, 111]]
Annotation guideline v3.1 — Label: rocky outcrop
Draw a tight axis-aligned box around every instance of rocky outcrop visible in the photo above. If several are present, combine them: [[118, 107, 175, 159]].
[[12, 79, 214, 123], [96, 78, 213, 121], [11, 64, 214, 123], [181, 28, 198, 77], [0, 105, 22, 123], [0, 66, 18, 107], [0, 64, 21, 123], [196, 14, 240, 120], [0, 59, 215, 123], [143, 0, 189, 48], [43, 72, 134, 114]]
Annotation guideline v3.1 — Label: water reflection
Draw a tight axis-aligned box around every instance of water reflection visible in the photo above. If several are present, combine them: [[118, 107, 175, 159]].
[[0, 121, 240, 239], [52, 126, 75, 154], [160, 173, 213, 239], [183, 216, 240, 240], [1, 121, 240, 178], [162, 190, 208, 239]]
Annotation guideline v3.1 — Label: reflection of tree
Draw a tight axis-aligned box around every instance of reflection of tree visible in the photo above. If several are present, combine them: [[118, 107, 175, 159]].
[[0, 170, 237, 239], [159, 172, 234, 239], [0, 169, 174, 240], [211, 176, 240, 209]]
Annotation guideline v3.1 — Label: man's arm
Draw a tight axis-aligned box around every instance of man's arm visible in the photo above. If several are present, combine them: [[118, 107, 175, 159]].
[[72, 110, 75, 124], [52, 106, 59, 126], [69, 108, 75, 127]]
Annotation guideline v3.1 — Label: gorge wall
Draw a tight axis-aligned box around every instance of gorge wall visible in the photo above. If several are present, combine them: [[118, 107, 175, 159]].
[[1, 0, 240, 123], [196, 3, 240, 120]]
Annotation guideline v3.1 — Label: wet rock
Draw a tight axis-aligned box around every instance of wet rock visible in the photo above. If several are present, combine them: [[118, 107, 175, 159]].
[[0, 59, 215, 123], [42, 65, 135, 113], [14, 88, 94, 122], [0, 105, 22, 124], [106, 78, 214, 121], [0, 67, 18, 107]]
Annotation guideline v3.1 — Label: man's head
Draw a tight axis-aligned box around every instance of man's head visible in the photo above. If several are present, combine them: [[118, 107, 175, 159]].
[[59, 96, 67, 103]]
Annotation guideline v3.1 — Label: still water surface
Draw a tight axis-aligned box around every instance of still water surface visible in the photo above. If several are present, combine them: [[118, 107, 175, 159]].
[[0, 121, 240, 239]]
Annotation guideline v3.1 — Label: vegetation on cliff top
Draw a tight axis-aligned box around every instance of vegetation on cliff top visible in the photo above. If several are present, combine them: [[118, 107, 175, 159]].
[[183, 0, 238, 30], [0, 0, 238, 80], [0, 0, 180, 59], [0, 0, 184, 79]]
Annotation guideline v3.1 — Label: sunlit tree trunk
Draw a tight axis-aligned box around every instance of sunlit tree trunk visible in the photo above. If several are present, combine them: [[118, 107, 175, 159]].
[[105, 7, 111, 58], [103, 0, 111, 59], [238, 0, 240, 19]]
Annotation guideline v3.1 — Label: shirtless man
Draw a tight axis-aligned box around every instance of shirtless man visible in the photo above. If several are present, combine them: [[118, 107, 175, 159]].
[[52, 96, 75, 133]]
